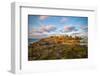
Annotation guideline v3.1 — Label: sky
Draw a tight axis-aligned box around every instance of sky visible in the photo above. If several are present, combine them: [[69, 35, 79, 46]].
[[28, 15, 88, 39]]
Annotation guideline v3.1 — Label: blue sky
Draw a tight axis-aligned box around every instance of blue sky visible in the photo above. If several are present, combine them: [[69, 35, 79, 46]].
[[28, 15, 88, 39]]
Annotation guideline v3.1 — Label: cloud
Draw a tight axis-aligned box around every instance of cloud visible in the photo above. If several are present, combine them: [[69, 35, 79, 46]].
[[29, 32, 47, 39], [60, 17, 68, 23], [28, 25, 56, 39], [78, 25, 88, 31], [40, 25, 56, 32], [71, 32, 88, 37], [39, 16, 49, 20], [63, 26, 77, 32], [29, 25, 56, 33], [28, 28, 48, 39], [81, 26, 88, 32]]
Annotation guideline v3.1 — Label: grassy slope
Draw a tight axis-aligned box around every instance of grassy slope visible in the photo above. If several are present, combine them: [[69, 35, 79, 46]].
[[28, 36, 88, 60]]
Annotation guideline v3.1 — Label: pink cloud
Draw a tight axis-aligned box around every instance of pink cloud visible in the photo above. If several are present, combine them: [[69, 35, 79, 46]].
[[29, 25, 56, 39], [40, 25, 56, 32], [29, 25, 56, 34], [63, 26, 76, 32], [39, 16, 49, 20], [60, 17, 68, 23]]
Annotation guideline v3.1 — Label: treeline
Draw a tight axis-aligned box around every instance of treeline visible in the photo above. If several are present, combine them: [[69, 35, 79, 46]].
[[49, 35, 82, 40]]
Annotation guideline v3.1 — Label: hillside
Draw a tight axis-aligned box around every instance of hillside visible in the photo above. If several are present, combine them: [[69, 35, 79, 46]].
[[28, 35, 88, 60]]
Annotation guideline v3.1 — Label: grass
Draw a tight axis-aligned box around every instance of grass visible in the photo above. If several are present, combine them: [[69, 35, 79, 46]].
[[28, 44, 88, 60]]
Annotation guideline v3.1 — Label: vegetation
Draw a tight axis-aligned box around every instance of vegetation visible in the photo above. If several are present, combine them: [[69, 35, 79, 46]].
[[28, 35, 88, 61]]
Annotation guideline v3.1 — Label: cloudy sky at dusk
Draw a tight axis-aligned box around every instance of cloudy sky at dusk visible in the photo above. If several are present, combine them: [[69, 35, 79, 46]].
[[28, 15, 88, 39]]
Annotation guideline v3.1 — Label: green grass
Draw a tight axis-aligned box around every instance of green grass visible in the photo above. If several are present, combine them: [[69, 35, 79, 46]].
[[28, 44, 88, 61]]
